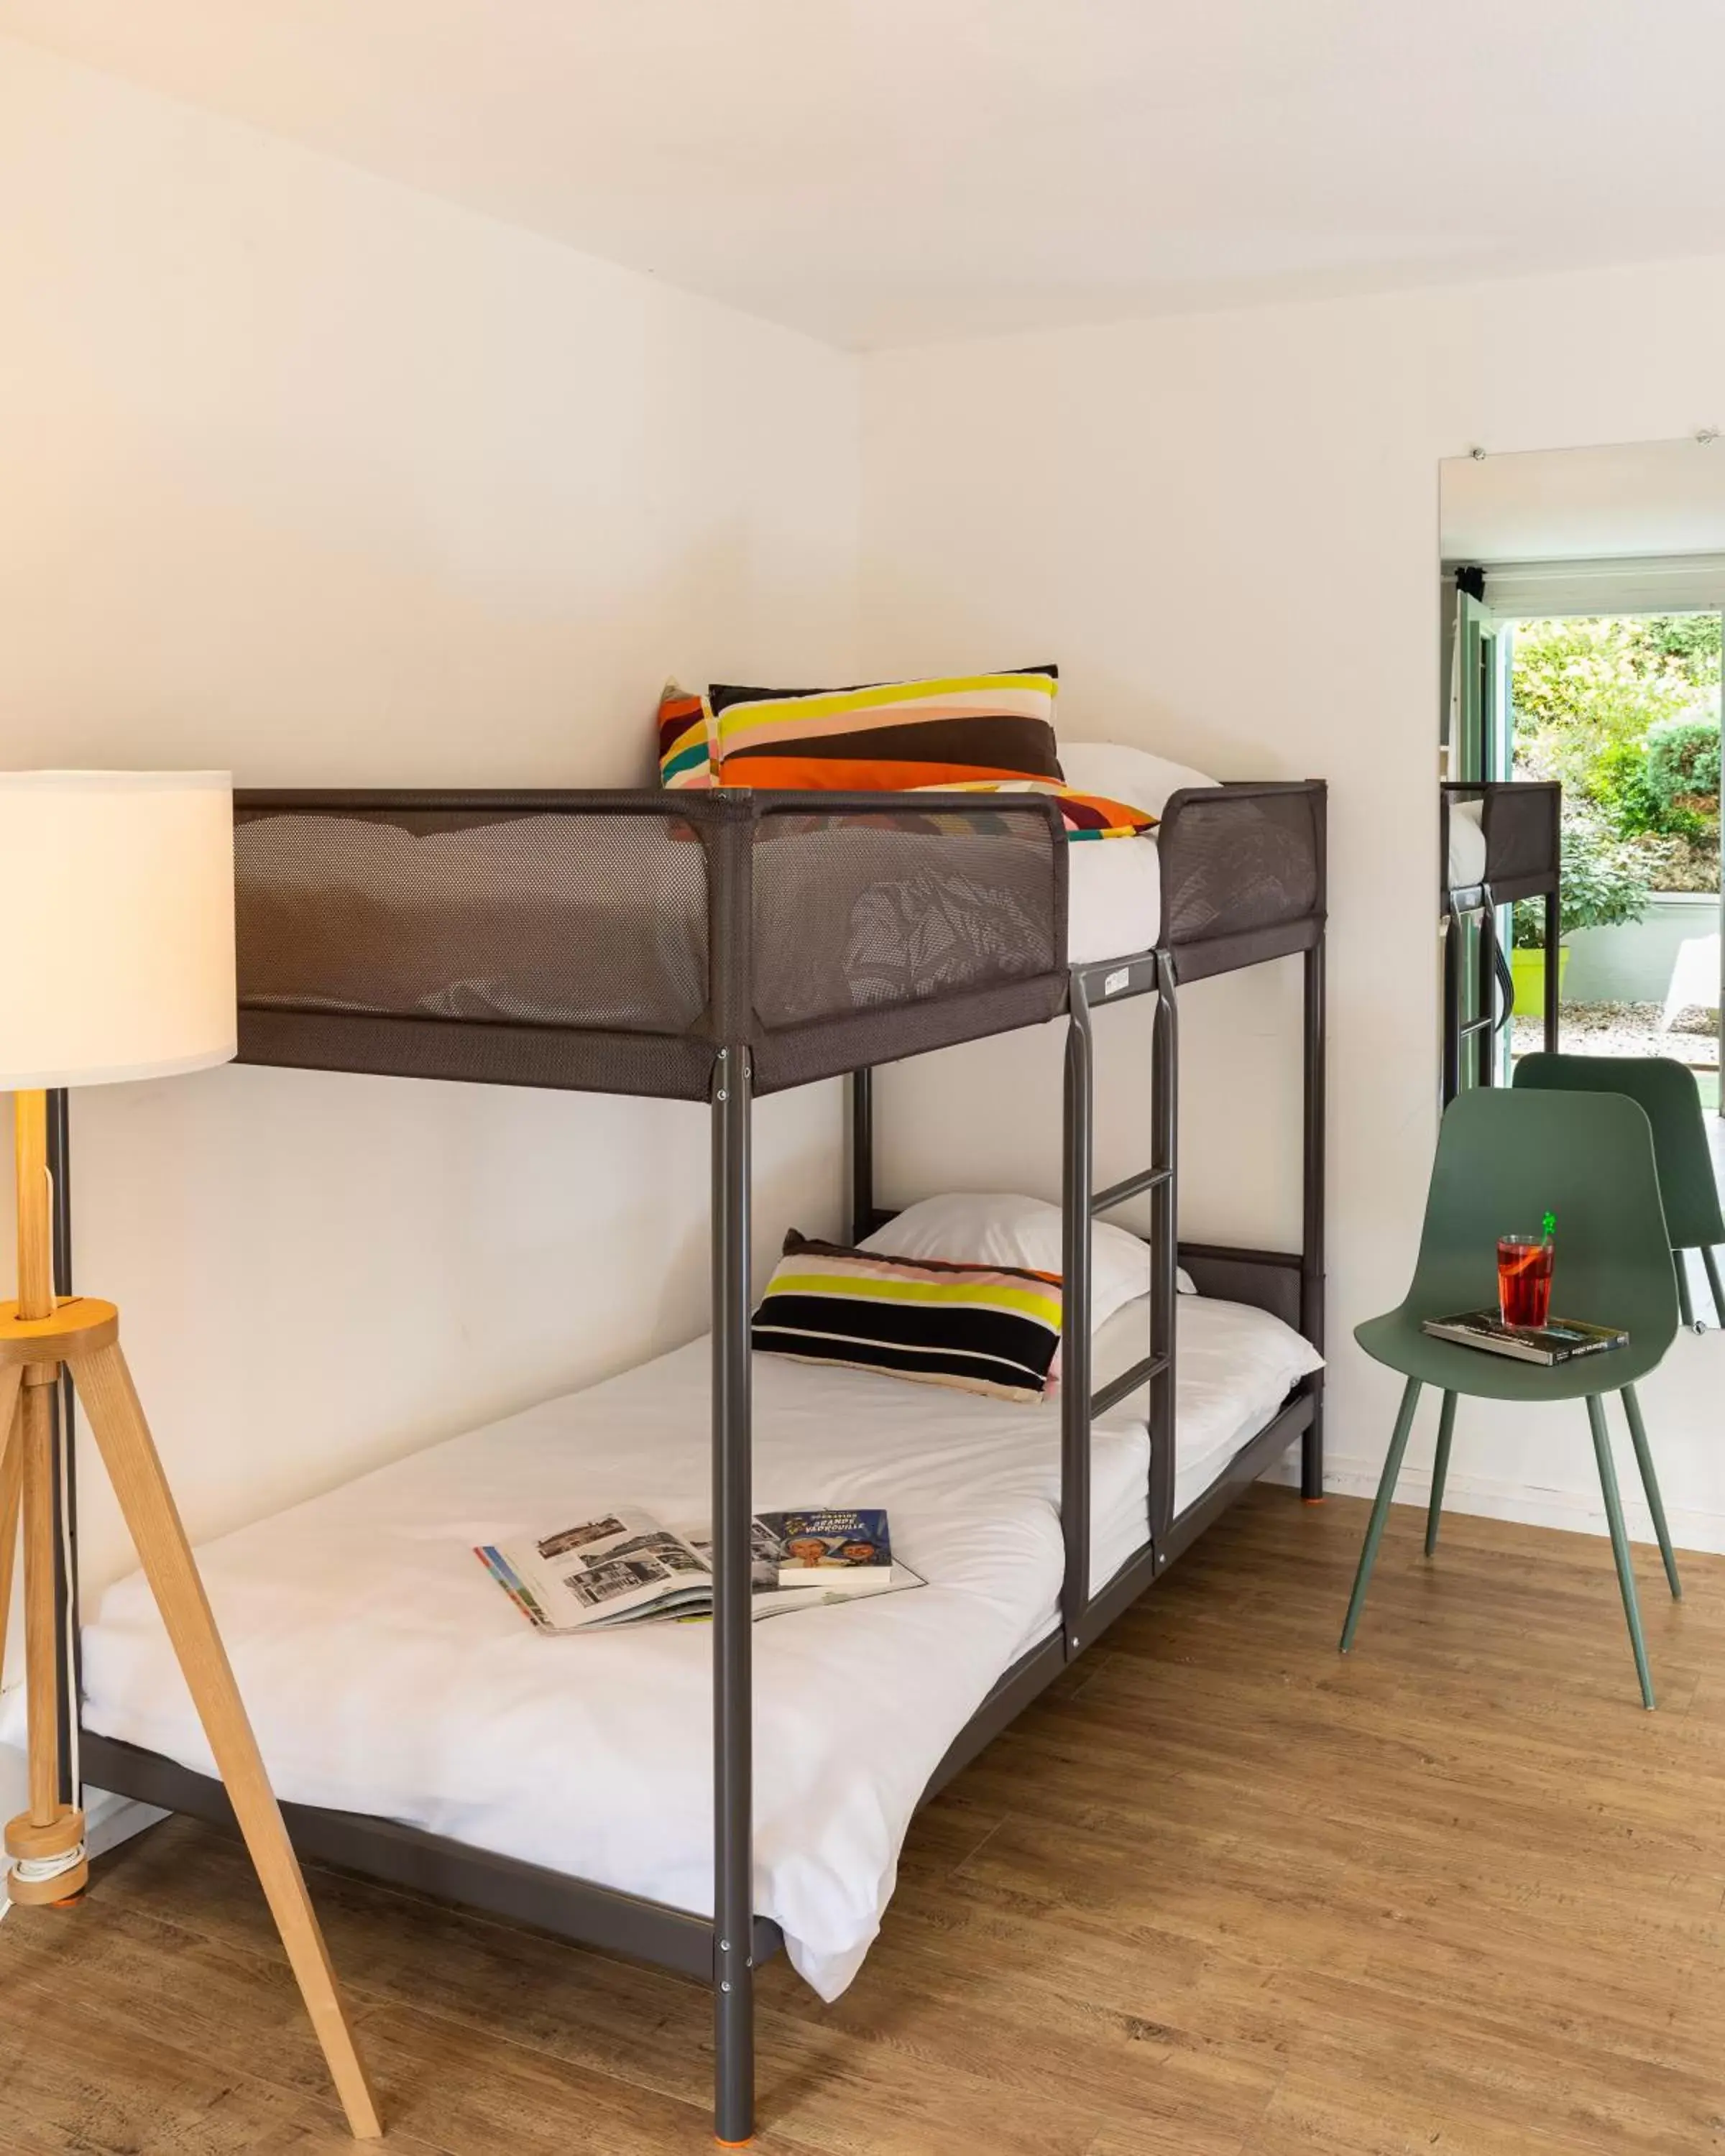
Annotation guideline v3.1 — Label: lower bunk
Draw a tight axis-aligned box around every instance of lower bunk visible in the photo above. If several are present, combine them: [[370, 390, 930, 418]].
[[60, 1284, 1321, 2004]]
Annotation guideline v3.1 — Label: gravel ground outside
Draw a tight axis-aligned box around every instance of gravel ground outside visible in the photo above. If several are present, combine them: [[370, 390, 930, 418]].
[[1511, 999, 1719, 1069]]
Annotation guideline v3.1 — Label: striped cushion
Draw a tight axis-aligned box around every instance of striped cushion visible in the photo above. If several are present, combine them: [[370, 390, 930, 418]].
[[657, 683, 715, 790], [752, 1232, 1061, 1402], [707, 666, 1061, 792], [911, 777, 1156, 842]]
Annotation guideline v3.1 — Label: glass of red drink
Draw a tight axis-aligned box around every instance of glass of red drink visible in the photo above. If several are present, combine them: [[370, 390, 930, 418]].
[[1498, 1235, 1554, 1328]]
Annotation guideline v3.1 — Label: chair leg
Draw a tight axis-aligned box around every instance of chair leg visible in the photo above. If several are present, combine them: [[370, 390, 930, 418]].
[[1339, 1376, 1422, 1655], [1675, 1251, 1697, 1332], [1586, 1394, 1655, 1710], [1424, 1392, 1457, 1557], [1701, 1245, 1725, 1332], [1620, 1384, 1680, 1600]]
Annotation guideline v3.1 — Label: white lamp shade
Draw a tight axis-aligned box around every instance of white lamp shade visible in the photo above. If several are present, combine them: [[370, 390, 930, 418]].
[[0, 772, 237, 1090]]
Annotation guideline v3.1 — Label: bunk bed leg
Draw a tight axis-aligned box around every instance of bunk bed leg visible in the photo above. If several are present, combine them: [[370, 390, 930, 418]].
[[712, 1046, 755, 2147], [1300, 940, 1327, 1503], [1146, 956, 1177, 1558], [1060, 988, 1094, 1656], [850, 1067, 874, 1246]]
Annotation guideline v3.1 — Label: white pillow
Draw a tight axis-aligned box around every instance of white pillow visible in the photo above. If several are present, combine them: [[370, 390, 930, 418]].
[[1059, 742, 1219, 821], [860, 1191, 1192, 1327], [1447, 796, 1487, 888]]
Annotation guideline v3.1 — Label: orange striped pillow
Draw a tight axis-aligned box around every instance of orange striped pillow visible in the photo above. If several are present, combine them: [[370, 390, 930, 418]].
[[707, 667, 1061, 791], [656, 682, 715, 790], [911, 778, 1156, 841]]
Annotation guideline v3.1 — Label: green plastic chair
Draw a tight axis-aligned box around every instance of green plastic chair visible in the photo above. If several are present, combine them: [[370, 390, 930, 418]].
[[1514, 1051, 1725, 1332], [1340, 1087, 1680, 1708]]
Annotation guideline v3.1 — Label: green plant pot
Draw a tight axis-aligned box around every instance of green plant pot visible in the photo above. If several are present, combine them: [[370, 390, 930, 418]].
[[1510, 944, 1571, 1016]]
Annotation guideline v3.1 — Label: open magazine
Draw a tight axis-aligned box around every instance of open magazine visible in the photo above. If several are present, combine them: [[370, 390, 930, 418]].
[[476, 1507, 923, 1634]]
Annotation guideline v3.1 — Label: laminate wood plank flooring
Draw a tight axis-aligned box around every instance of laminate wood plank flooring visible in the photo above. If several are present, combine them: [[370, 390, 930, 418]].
[[1, 1486, 1722, 2155]]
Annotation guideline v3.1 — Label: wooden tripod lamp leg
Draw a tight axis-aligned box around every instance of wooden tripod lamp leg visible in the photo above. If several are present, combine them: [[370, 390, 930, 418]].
[[0, 1366, 21, 1684], [4, 1090, 88, 1907], [70, 1340, 382, 2140], [19, 1378, 78, 1843]]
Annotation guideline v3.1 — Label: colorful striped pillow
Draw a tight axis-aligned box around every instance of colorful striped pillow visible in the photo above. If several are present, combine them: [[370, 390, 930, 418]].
[[752, 1232, 1062, 1402], [707, 667, 1061, 793], [657, 682, 715, 790], [911, 777, 1156, 842]]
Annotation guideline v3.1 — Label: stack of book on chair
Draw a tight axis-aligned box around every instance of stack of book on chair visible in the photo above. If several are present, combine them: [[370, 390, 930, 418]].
[[1420, 1312, 1628, 1365]]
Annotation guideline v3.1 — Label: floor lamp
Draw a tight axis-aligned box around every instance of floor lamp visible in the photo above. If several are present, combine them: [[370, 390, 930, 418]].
[[0, 771, 381, 2139]]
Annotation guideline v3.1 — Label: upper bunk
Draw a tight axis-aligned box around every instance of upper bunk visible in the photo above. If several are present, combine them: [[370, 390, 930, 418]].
[[1442, 778, 1560, 911], [231, 778, 1327, 1102]]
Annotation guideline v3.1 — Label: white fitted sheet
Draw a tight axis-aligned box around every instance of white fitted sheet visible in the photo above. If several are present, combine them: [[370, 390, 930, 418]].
[[48, 1296, 1318, 2000]]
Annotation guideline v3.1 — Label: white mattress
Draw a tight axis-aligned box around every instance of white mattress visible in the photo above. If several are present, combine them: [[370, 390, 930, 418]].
[[47, 1296, 1318, 2000], [1068, 832, 1161, 964]]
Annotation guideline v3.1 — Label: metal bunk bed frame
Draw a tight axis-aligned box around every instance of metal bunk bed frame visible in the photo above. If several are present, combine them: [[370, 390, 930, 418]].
[[1441, 779, 1561, 1103], [47, 778, 1326, 2148]]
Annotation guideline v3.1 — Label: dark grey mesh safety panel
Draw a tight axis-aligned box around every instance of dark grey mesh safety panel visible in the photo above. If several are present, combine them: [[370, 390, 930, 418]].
[[1480, 782, 1560, 895], [1156, 783, 1325, 980], [232, 790, 1068, 1100], [237, 806, 709, 1031], [750, 806, 1062, 1027]]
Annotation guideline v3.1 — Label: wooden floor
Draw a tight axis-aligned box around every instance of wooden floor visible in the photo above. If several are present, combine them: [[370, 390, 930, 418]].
[[2, 1488, 1724, 2155]]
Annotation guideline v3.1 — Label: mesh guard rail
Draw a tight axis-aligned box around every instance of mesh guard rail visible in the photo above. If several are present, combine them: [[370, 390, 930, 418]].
[[232, 788, 1070, 1099], [1441, 780, 1560, 904], [1156, 781, 1326, 982]]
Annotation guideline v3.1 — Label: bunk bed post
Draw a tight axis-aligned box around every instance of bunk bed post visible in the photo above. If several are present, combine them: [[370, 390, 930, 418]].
[[850, 1067, 874, 1246], [1146, 957, 1178, 1557], [711, 1041, 755, 2147], [1542, 886, 1560, 1054], [1300, 939, 1327, 1499], [1059, 987, 1094, 1654]]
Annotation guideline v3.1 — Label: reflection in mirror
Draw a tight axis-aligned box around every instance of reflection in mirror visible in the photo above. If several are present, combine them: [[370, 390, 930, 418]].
[[1438, 439, 1724, 1117]]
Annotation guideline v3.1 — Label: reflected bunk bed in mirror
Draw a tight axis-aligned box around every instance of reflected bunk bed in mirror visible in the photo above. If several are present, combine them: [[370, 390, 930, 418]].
[[1441, 779, 1561, 1102], [52, 775, 1325, 2147]]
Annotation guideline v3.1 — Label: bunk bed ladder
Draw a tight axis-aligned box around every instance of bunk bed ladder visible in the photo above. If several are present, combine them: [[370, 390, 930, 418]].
[[1442, 886, 1510, 1102], [1440, 779, 1561, 1106], [1060, 953, 1179, 1661]]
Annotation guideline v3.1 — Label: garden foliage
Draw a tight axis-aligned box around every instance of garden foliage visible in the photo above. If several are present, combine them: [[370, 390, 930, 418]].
[[1512, 614, 1721, 906]]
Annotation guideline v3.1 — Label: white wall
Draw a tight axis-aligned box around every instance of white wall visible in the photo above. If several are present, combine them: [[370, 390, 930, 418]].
[[1562, 896, 1721, 1010], [0, 32, 862, 1638], [861, 256, 1725, 1552], [9, 33, 1725, 1846]]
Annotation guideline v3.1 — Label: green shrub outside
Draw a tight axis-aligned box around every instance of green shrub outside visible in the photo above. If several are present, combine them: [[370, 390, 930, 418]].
[[1512, 806, 1653, 949], [1511, 615, 1721, 904]]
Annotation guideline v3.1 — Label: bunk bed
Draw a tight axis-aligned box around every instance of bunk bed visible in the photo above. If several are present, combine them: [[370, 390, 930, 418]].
[[46, 775, 1327, 2146], [1441, 778, 1561, 1102]]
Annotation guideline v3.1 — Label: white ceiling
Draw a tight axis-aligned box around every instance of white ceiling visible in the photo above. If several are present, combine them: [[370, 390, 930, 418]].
[[1441, 439, 1725, 563], [8, 0, 1725, 350]]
